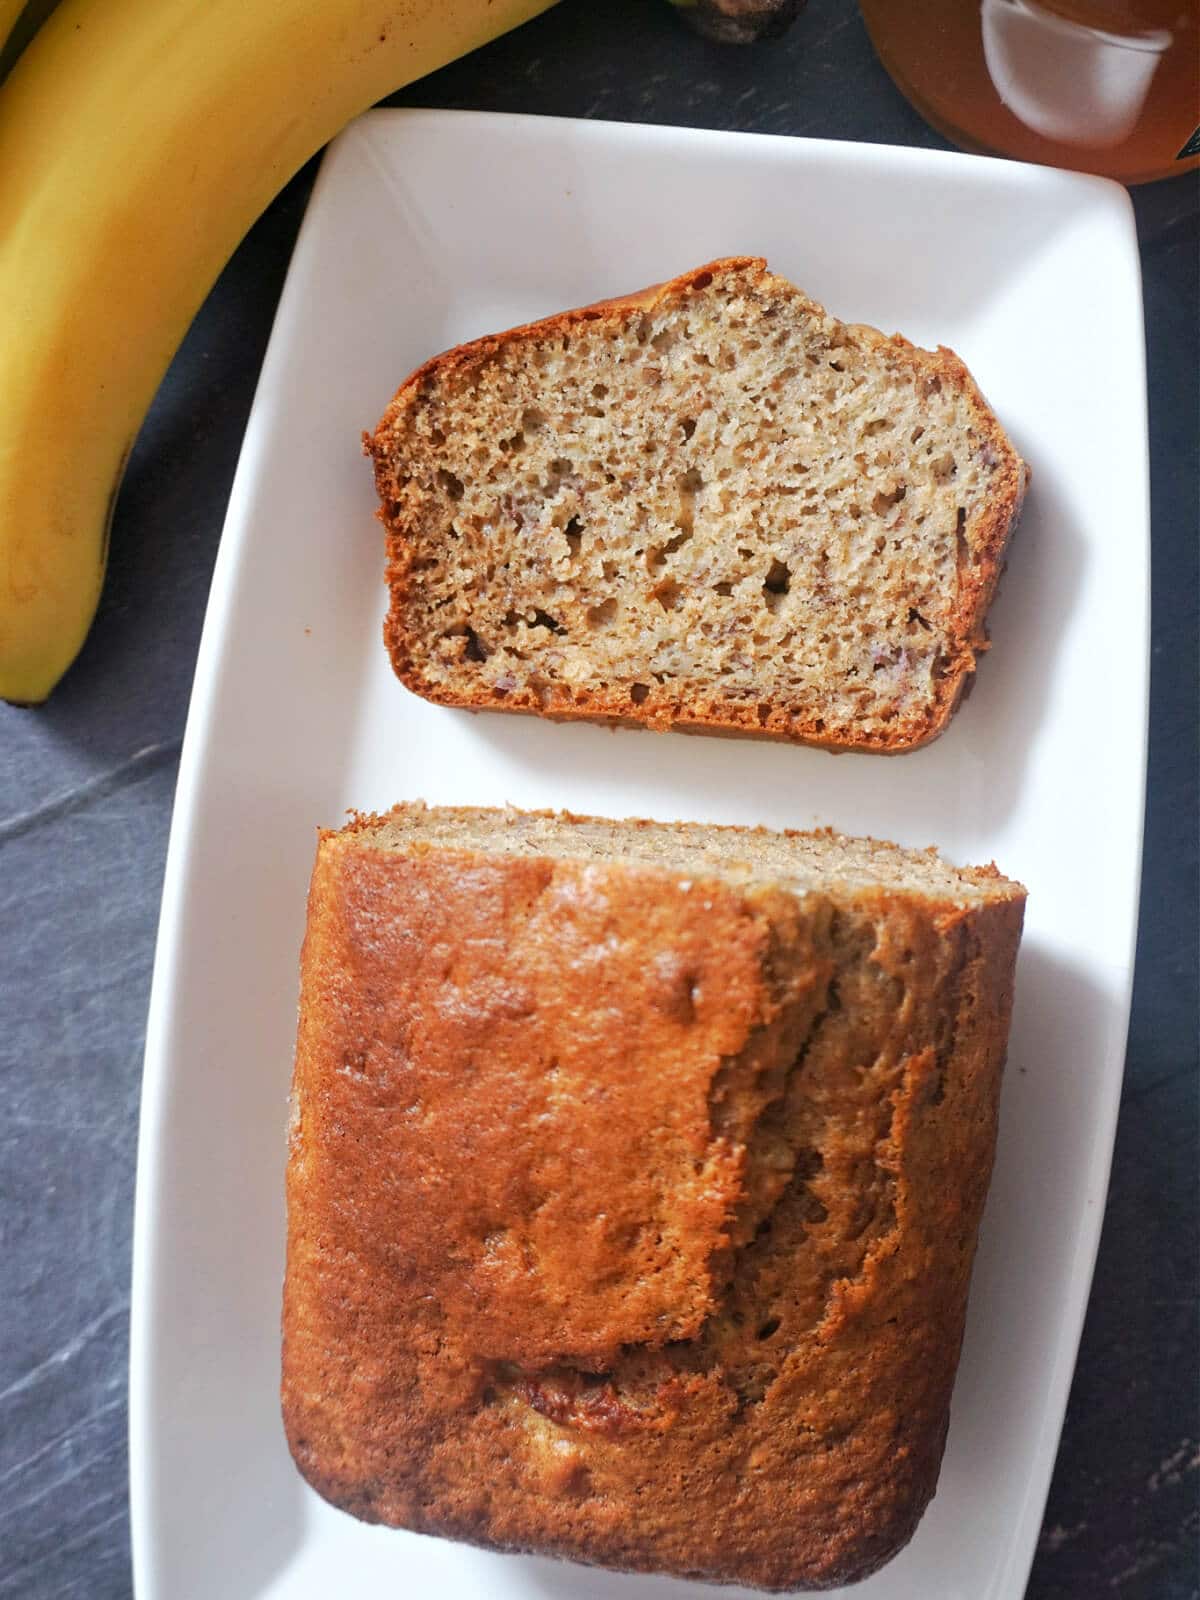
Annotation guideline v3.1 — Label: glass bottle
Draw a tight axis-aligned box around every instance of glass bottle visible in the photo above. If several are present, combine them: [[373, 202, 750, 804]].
[[859, 0, 1200, 184]]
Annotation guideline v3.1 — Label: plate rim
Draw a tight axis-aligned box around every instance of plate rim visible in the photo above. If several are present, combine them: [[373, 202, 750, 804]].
[[128, 106, 1149, 1600]]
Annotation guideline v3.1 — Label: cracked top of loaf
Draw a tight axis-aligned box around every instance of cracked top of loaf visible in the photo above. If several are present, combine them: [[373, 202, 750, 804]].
[[281, 803, 1025, 1591]]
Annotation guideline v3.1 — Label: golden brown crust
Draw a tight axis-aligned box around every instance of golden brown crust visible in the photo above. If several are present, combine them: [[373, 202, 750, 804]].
[[366, 257, 1028, 755], [282, 807, 1026, 1589]]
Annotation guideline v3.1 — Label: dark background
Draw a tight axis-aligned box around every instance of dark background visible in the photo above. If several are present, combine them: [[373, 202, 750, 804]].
[[1, 1, 1196, 1595]]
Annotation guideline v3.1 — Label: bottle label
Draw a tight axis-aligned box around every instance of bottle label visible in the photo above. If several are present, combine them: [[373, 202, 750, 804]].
[[1178, 126, 1200, 160]]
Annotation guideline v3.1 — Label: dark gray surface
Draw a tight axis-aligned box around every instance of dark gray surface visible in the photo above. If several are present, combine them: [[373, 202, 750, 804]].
[[1, 2, 1196, 1595]]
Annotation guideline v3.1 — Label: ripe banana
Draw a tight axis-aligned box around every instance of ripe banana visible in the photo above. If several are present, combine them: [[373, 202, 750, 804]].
[[0, 0, 25, 50], [0, 0, 557, 703], [0, 1, 62, 83]]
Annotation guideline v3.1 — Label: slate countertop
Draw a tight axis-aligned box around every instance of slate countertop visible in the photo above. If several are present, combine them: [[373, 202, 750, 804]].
[[2, 2, 1197, 1596]]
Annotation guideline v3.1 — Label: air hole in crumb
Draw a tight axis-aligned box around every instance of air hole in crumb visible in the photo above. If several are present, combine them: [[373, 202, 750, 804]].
[[436, 468, 464, 501], [763, 559, 790, 596], [911, 425, 925, 444], [549, 456, 573, 478], [652, 577, 682, 612], [530, 610, 565, 634], [908, 607, 931, 631], [714, 581, 734, 596], [756, 703, 771, 726], [872, 484, 907, 515], [756, 1317, 781, 1341], [680, 416, 697, 440], [955, 506, 969, 566], [829, 360, 845, 373], [591, 383, 608, 401], [931, 452, 957, 482], [691, 271, 713, 290], [564, 517, 583, 557], [587, 598, 617, 628], [680, 466, 704, 495], [521, 408, 547, 432], [630, 683, 650, 705], [463, 627, 487, 663]]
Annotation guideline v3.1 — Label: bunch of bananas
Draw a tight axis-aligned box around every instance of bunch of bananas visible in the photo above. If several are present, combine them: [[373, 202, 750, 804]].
[[0, 0, 557, 703]]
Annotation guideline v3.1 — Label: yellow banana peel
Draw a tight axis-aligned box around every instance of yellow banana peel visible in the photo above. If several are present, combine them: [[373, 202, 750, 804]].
[[0, 0, 557, 702]]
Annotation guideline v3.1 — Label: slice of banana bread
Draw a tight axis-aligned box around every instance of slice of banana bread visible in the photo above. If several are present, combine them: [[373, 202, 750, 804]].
[[366, 257, 1026, 753], [282, 802, 1026, 1590]]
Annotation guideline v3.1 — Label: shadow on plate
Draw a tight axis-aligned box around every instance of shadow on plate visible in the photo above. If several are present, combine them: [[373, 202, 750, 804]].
[[909, 938, 1123, 1592], [515, 1547, 764, 1600], [953, 935, 1121, 1455], [202, 1404, 307, 1600]]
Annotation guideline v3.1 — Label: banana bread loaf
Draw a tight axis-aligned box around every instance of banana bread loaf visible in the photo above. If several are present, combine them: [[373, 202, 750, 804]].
[[366, 257, 1027, 753], [281, 802, 1026, 1589]]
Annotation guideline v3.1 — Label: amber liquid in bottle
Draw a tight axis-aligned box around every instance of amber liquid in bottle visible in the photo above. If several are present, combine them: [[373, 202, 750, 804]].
[[859, 0, 1200, 183]]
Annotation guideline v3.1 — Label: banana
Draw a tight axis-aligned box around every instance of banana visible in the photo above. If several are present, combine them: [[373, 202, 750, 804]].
[[0, 0, 29, 57], [0, 0, 557, 702], [0, 0, 24, 37], [0, 1, 62, 82]]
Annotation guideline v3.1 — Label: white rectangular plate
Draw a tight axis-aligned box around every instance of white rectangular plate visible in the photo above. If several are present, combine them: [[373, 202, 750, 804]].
[[130, 110, 1148, 1600]]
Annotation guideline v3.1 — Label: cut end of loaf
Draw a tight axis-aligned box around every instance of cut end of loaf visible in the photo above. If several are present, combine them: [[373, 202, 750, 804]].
[[368, 257, 1026, 753], [336, 801, 1026, 906]]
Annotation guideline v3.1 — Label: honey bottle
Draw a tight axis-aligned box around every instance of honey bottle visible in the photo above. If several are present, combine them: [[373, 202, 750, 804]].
[[859, 0, 1200, 184]]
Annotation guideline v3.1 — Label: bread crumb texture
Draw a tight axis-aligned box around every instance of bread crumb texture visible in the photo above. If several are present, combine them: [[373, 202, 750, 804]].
[[282, 805, 1026, 1589], [367, 258, 1026, 753]]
